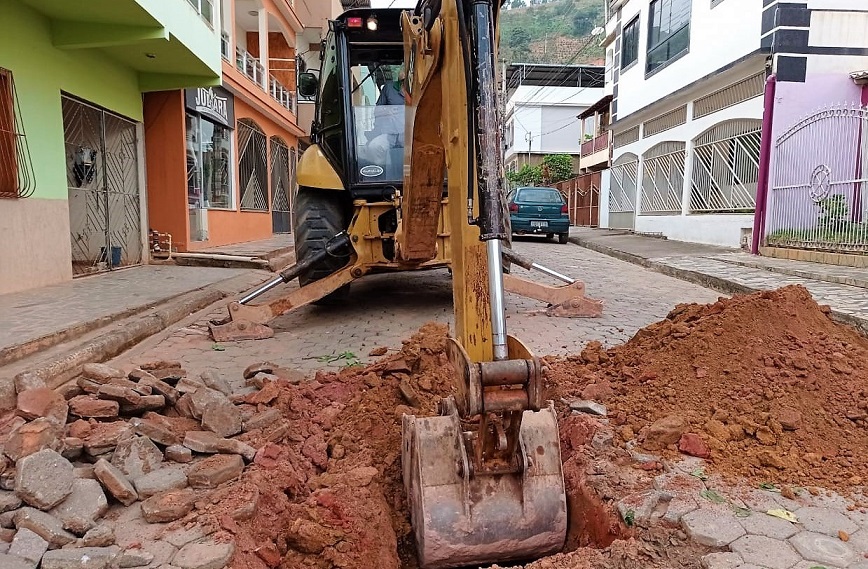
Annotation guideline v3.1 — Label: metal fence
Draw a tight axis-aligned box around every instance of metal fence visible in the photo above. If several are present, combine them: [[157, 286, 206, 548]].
[[640, 142, 685, 214], [555, 171, 601, 227], [766, 104, 868, 254], [608, 153, 638, 229], [690, 119, 761, 213], [238, 119, 269, 211]]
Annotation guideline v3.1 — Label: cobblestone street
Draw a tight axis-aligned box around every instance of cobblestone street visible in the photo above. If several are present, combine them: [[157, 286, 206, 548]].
[[115, 239, 722, 374]]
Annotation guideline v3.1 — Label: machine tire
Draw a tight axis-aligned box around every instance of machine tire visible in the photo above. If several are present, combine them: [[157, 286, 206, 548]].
[[558, 233, 569, 244], [293, 188, 351, 303]]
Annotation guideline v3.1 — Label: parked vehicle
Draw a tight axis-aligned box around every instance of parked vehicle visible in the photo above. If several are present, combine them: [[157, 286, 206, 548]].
[[507, 186, 570, 244]]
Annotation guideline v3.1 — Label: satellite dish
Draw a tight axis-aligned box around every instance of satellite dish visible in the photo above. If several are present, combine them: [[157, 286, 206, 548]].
[[591, 26, 605, 36]]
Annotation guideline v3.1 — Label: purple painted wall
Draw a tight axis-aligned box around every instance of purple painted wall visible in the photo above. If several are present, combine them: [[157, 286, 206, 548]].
[[764, 75, 864, 235]]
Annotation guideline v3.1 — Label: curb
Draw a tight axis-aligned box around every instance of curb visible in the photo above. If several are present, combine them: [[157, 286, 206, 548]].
[[568, 236, 868, 336], [9, 272, 271, 395], [709, 257, 868, 290]]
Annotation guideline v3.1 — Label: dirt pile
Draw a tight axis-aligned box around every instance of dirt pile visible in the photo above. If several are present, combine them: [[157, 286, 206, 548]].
[[546, 285, 868, 491]]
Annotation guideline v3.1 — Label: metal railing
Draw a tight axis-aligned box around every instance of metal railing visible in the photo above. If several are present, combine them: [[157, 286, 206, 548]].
[[581, 132, 609, 157], [690, 120, 761, 213], [640, 142, 686, 215], [221, 32, 230, 61], [269, 75, 296, 114], [236, 46, 266, 89]]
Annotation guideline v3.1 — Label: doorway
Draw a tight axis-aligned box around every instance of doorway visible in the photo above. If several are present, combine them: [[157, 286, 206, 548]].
[[270, 136, 292, 233], [62, 96, 142, 276]]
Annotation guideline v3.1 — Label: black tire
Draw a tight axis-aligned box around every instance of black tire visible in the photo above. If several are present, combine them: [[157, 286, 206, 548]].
[[293, 188, 351, 302], [546, 232, 555, 240], [558, 233, 569, 244]]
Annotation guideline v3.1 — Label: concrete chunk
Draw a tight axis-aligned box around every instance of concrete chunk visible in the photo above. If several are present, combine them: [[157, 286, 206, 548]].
[[13, 507, 77, 548], [83, 422, 133, 457], [48, 478, 108, 536], [189, 388, 227, 420], [97, 385, 142, 406], [165, 445, 192, 463], [200, 371, 232, 396], [82, 524, 115, 547], [699, 552, 743, 569], [40, 546, 120, 569], [4, 419, 61, 462], [128, 417, 181, 446], [183, 431, 255, 461], [201, 401, 243, 438], [132, 467, 187, 499], [140, 489, 195, 524], [116, 548, 155, 568], [68, 396, 119, 419], [9, 527, 49, 568], [119, 395, 166, 415], [243, 409, 282, 432], [93, 459, 138, 506], [173, 539, 234, 569], [110, 437, 162, 480], [135, 376, 179, 406], [187, 454, 244, 489], [0, 490, 22, 513], [15, 449, 74, 510], [0, 553, 32, 569], [16, 388, 68, 427], [81, 364, 125, 383]]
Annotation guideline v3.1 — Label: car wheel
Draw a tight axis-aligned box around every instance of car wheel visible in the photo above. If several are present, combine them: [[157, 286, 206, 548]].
[[558, 233, 569, 244], [546, 232, 554, 240]]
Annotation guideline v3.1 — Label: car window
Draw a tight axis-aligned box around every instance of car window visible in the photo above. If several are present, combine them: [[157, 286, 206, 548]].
[[517, 188, 563, 203]]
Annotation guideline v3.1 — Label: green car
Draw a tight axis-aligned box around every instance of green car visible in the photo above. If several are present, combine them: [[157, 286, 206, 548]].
[[507, 186, 570, 244]]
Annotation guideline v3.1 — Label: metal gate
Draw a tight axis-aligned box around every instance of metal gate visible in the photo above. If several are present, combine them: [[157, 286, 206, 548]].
[[608, 153, 638, 229], [62, 96, 142, 276], [270, 136, 291, 233], [557, 171, 600, 227], [766, 105, 868, 254], [238, 119, 268, 211]]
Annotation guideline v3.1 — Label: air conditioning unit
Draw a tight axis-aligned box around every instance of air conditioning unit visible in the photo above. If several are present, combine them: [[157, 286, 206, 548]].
[[190, 207, 209, 242]]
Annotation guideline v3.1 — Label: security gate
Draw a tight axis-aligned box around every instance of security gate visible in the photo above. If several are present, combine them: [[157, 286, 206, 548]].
[[62, 96, 142, 276], [270, 136, 291, 233], [766, 105, 868, 254], [238, 119, 268, 211], [608, 153, 638, 230]]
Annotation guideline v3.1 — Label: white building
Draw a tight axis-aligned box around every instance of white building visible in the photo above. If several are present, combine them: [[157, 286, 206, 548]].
[[601, 0, 767, 246], [503, 64, 605, 174]]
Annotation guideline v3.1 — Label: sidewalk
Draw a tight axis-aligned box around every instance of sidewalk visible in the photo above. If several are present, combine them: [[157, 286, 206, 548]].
[[569, 227, 868, 334]]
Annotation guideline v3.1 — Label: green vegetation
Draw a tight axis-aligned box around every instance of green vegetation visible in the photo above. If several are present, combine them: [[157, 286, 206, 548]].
[[500, 0, 606, 64], [767, 196, 868, 251], [506, 153, 575, 188]]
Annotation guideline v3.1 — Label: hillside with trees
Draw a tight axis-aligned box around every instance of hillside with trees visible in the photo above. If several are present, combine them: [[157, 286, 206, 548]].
[[500, 0, 606, 65]]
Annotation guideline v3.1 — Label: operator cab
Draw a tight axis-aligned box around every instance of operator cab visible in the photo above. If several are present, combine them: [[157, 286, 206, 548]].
[[298, 9, 406, 201]]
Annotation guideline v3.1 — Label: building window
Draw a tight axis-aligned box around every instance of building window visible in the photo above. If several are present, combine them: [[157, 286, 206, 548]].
[[186, 113, 234, 210], [0, 68, 35, 199], [647, 0, 691, 74], [187, 0, 213, 26], [621, 16, 640, 69]]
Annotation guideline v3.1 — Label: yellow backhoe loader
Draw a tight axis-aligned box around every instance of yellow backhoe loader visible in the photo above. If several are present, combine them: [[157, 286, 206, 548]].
[[208, 2, 604, 567]]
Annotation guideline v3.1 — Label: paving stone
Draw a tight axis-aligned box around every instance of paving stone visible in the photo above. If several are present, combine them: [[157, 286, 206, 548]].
[[111, 437, 163, 480], [128, 417, 181, 447], [137, 539, 178, 566], [9, 527, 49, 568], [200, 400, 243, 438], [0, 490, 22, 513], [661, 496, 699, 526], [0, 511, 15, 528], [48, 478, 108, 535], [119, 395, 166, 415], [116, 548, 155, 568], [15, 449, 74, 510], [73, 464, 96, 480], [737, 511, 800, 539], [93, 459, 138, 506], [243, 362, 277, 380], [699, 551, 742, 569], [132, 466, 188, 499], [82, 524, 116, 547], [187, 454, 244, 489], [797, 506, 859, 537], [789, 530, 857, 567], [0, 553, 32, 569], [165, 445, 192, 463], [16, 388, 69, 426], [845, 528, 868, 556], [40, 546, 120, 569], [200, 371, 232, 396], [729, 534, 802, 569], [60, 437, 83, 461], [172, 539, 234, 569], [4, 419, 61, 462], [175, 378, 205, 394], [82, 364, 125, 383], [140, 489, 196, 524], [789, 562, 844, 569], [569, 400, 607, 416], [189, 388, 227, 420], [68, 396, 119, 419], [681, 508, 746, 547], [13, 507, 77, 548], [183, 431, 255, 461], [83, 422, 134, 457], [242, 409, 282, 433], [135, 377, 179, 406], [98, 385, 142, 407], [164, 526, 205, 548]]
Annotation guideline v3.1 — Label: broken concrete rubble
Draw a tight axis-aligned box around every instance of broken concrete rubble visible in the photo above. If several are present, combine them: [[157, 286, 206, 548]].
[[140, 489, 195, 523], [13, 507, 77, 547], [110, 437, 162, 480], [14, 449, 74, 510], [92, 459, 138, 507], [9, 527, 48, 569], [16, 388, 68, 427], [40, 545, 120, 569], [4, 419, 61, 462], [187, 454, 244, 489], [48, 478, 108, 535], [131, 466, 187, 499]]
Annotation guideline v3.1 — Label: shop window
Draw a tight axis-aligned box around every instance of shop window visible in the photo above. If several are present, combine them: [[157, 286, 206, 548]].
[[186, 112, 234, 210], [0, 68, 35, 199]]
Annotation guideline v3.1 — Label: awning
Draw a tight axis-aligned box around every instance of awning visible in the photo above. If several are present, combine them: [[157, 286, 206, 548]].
[[578, 94, 613, 119]]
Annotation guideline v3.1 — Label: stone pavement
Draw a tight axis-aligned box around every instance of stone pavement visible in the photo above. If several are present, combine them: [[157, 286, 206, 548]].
[[635, 457, 868, 569], [197, 234, 293, 258], [114, 237, 722, 374], [569, 227, 868, 334]]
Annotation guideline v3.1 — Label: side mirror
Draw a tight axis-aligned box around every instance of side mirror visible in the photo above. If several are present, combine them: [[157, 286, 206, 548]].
[[298, 72, 319, 98]]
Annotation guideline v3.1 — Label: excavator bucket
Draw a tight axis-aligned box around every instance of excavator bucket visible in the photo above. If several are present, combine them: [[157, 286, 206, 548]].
[[402, 402, 567, 569]]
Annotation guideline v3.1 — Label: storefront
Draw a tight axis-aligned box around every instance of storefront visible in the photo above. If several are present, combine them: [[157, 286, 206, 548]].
[[184, 86, 235, 242]]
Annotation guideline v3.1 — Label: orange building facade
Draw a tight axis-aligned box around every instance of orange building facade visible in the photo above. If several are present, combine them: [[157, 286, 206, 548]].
[[144, 0, 305, 252]]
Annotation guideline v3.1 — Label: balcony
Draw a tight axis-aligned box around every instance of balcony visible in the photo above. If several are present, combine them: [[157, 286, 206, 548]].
[[235, 46, 296, 114], [580, 132, 610, 170]]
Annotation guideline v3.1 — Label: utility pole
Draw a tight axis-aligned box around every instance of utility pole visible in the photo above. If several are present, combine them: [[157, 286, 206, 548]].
[[525, 131, 532, 165]]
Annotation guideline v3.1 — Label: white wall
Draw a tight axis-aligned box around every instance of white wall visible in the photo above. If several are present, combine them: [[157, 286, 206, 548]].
[[635, 214, 752, 248], [540, 106, 585, 153], [615, 0, 762, 120]]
